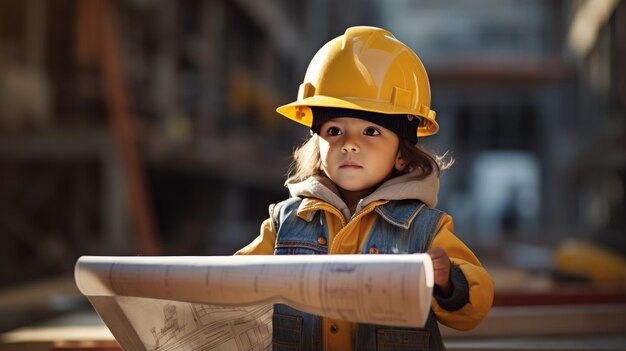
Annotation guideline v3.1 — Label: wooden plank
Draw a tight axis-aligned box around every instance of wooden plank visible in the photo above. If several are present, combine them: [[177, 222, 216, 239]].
[[441, 304, 626, 338], [494, 285, 626, 307]]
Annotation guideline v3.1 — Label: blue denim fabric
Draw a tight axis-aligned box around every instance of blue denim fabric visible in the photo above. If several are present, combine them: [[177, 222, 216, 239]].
[[273, 198, 329, 256], [273, 304, 324, 351], [272, 197, 447, 351]]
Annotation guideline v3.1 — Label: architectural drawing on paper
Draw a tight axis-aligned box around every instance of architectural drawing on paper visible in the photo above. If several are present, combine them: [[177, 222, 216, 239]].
[[139, 302, 272, 351], [150, 304, 187, 349], [75, 255, 433, 350]]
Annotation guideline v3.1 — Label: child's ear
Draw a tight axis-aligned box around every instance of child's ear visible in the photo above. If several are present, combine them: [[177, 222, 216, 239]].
[[394, 151, 407, 172]]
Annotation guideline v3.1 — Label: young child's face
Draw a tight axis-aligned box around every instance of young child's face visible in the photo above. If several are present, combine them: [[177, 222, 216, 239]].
[[317, 117, 403, 192]]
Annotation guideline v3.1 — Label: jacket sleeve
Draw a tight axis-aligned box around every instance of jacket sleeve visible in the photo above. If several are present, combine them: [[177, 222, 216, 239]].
[[234, 218, 276, 255], [234, 205, 277, 255], [430, 214, 494, 331]]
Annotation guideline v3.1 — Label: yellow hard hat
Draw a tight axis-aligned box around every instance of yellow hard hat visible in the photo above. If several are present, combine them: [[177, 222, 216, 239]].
[[277, 26, 438, 137], [555, 239, 626, 283]]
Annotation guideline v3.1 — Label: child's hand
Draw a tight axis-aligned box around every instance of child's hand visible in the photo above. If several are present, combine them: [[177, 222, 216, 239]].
[[428, 247, 452, 297]]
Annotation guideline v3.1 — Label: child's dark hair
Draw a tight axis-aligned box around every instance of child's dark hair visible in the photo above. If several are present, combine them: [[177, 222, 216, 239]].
[[286, 135, 452, 185]]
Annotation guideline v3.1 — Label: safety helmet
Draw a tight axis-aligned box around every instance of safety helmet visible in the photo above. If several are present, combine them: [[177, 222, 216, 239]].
[[277, 26, 438, 137]]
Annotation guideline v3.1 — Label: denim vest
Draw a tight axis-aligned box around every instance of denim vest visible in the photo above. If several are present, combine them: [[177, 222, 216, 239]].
[[272, 197, 447, 351]]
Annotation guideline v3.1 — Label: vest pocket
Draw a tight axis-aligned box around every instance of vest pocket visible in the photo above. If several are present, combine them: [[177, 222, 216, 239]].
[[273, 313, 303, 350], [376, 329, 430, 351], [275, 240, 327, 255]]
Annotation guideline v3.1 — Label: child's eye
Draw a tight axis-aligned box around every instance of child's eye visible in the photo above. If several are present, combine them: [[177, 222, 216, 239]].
[[326, 126, 343, 136], [364, 127, 381, 136]]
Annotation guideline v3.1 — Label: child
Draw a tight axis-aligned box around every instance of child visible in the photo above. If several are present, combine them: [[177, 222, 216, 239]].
[[236, 26, 493, 351]]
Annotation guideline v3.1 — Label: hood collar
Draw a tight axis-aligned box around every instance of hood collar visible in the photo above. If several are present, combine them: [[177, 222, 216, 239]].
[[287, 169, 439, 222]]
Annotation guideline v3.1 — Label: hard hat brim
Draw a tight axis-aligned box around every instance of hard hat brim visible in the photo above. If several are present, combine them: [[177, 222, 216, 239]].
[[276, 95, 439, 137]]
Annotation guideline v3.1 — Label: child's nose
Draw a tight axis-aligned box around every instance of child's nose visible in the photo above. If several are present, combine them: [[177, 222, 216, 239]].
[[341, 137, 359, 153]]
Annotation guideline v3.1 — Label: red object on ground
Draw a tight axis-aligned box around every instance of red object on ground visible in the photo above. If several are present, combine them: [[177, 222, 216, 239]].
[[494, 284, 626, 306]]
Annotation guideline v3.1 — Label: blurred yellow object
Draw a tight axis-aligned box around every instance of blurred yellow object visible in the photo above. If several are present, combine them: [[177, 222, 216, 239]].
[[555, 239, 626, 283], [277, 26, 439, 137]]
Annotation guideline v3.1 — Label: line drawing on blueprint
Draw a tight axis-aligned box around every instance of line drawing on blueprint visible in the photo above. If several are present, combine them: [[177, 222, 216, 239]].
[[75, 255, 433, 350], [113, 297, 272, 351], [150, 304, 187, 349]]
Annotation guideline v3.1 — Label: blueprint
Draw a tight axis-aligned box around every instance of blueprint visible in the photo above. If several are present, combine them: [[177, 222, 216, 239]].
[[75, 255, 433, 350]]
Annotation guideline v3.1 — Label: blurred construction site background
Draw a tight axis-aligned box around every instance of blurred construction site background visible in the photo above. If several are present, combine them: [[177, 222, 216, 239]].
[[0, 0, 625, 348]]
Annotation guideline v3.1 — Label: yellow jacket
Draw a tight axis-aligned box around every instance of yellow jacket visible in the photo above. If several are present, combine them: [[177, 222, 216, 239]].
[[237, 172, 493, 350]]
